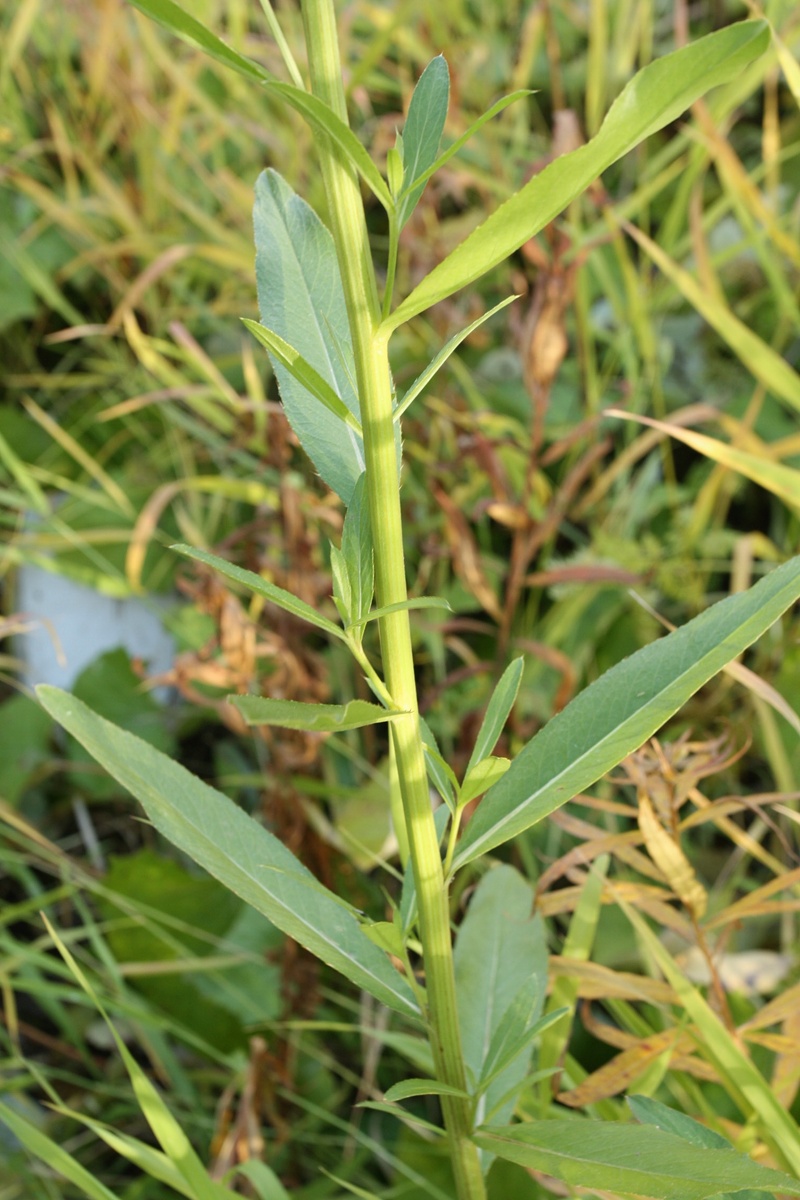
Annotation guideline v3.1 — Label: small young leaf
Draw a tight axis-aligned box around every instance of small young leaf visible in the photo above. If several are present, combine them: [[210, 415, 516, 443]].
[[454, 866, 544, 1140], [397, 56, 450, 227], [387, 145, 404, 198], [399, 804, 451, 935], [474, 1121, 800, 1199], [383, 21, 769, 331], [419, 718, 460, 811], [341, 473, 374, 631], [459, 756, 510, 806], [455, 555, 800, 869], [466, 657, 524, 774], [362, 920, 405, 958], [36, 687, 421, 1020], [254, 170, 365, 504], [357, 1101, 445, 1137], [393, 295, 518, 422], [172, 544, 345, 640], [384, 1079, 471, 1102], [330, 543, 352, 624], [242, 320, 362, 434], [478, 1007, 569, 1096], [397, 89, 531, 201], [230, 697, 406, 732]]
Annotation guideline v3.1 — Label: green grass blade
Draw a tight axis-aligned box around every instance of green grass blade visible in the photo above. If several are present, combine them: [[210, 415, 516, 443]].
[[621, 898, 800, 1175], [382, 20, 769, 332], [36, 687, 421, 1021], [454, 555, 800, 869], [127, 0, 271, 82], [0, 1101, 119, 1200]]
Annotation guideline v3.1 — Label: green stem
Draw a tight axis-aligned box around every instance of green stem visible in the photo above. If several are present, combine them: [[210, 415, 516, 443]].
[[300, 5, 486, 1198]]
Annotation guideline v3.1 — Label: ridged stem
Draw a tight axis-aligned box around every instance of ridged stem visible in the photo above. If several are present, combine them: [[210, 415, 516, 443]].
[[299, 5, 486, 1198]]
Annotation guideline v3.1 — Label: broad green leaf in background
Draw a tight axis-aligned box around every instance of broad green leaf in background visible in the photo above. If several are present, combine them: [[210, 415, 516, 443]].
[[609, 409, 800, 513], [230, 696, 405, 731], [396, 55, 449, 228], [465, 657, 524, 775], [454, 866, 546, 1147], [36, 687, 421, 1021], [454, 555, 800, 869], [254, 169, 365, 504], [622, 223, 800, 415], [172, 544, 346, 640], [382, 20, 770, 331], [341, 473, 374, 631], [393, 295, 518, 422], [474, 1121, 800, 1199], [242, 320, 362, 434]]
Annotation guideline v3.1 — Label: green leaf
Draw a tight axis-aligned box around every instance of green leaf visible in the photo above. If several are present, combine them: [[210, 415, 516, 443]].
[[127, 0, 271, 83], [382, 20, 770, 332], [254, 169, 365, 504], [397, 56, 449, 227], [454, 866, 545, 1140], [228, 1160, 291, 1200], [342, 473, 374, 630], [172, 543, 345, 640], [330, 543, 352, 624], [466, 657, 524, 774], [242, 320, 362, 434], [454, 555, 800, 869], [356, 1101, 445, 1137], [0, 1100, 118, 1200], [459, 756, 510, 807], [479, 1008, 569, 1099], [384, 1078, 471, 1102], [474, 1121, 800, 1199], [35, 687, 421, 1020], [393, 295, 518, 422], [397, 89, 531, 201], [268, 83, 392, 210], [127, 2, 392, 208], [230, 696, 406, 731], [348, 596, 452, 629]]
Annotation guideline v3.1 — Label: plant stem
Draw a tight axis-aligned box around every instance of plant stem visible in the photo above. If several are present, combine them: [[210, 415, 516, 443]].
[[300, 4, 486, 1197]]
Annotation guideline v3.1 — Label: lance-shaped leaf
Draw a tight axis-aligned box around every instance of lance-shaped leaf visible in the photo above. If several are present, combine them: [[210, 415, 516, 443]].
[[454, 555, 800, 869], [36, 687, 421, 1020], [172, 544, 345, 640], [397, 56, 450, 227], [230, 697, 406, 732], [474, 1121, 800, 1199], [465, 656, 524, 775], [254, 170, 365, 504], [382, 20, 769, 332], [242, 320, 362, 434], [393, 295, 518, 422]]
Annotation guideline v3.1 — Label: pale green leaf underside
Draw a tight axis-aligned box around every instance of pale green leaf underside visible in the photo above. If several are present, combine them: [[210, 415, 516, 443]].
[[466, 655, 524, 774], [36, 687, 421, 1020], [454, 555, 800, 869], [475, 1122, 800, 1199], [172, 544, 345, 640], [397, 55, 449, 227], [383, 20, 769, 332], [383, 1078, 470, 1102], [230, 696, 406, 731], [348, 595, 452, 629]]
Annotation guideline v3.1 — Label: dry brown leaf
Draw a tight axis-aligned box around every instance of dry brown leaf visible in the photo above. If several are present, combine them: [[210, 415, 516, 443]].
[[637, 792, 707, 919], [548, 956, 676, 1004]]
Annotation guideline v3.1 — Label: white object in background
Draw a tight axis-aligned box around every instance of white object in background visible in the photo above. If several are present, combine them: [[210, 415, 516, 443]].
[[16, 565, 176, 694]]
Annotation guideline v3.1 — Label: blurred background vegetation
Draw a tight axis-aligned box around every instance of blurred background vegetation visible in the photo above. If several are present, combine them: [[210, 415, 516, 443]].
[[2, 0, 800, 1196]]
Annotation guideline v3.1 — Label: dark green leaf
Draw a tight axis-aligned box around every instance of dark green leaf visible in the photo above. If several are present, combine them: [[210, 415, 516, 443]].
[[475, 1121, 800, 1199], [397, 56, 449, 227], [383, 21, 769, 331], [454, 556, 800, 869], [230, 696, 405, 731], [36, 687, 421, 1020], [172, 544, 345, 640], [254, 169, 365, 504]]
